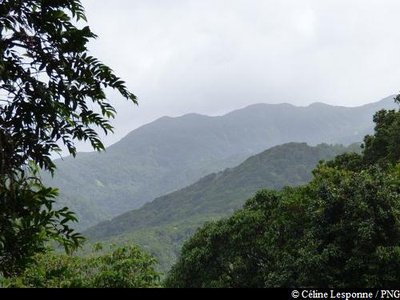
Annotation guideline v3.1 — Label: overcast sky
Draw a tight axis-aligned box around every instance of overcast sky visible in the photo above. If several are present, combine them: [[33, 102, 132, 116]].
[[79, 0, 400, 148]]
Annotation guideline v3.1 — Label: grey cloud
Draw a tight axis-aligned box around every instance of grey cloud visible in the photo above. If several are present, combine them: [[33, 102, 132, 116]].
[[78, 0, 400, 150]]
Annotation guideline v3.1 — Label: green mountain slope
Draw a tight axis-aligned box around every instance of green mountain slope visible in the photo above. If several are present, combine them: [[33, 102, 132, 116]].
[[47, 96, 397, 230], [84, 142, 358, 272]]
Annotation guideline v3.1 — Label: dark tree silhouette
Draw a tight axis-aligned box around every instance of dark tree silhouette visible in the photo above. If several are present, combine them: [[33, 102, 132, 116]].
[[0, 0, 137, 276]]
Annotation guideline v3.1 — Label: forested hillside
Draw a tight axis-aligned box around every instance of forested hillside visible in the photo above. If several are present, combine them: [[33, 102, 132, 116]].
[[47, 97, 396, 229], [165, 105, 400, 287], [84, 142, 358, 271]]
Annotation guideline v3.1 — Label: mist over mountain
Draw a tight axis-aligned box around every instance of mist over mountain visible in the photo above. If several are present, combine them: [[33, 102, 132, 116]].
[[47, 96, 397, 230]]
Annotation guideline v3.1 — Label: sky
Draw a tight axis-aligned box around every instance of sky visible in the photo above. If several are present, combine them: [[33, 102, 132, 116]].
[[79, 0, 400, 149]]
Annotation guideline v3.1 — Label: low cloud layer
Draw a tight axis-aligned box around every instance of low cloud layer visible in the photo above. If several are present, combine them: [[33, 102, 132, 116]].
[[80, 0, 400, 148]]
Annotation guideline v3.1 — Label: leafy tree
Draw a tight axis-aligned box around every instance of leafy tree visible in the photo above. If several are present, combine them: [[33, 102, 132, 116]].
[[300, 164, 400, 287], [363, 108, 400, 166], [0, 0, 136, 276], [0, 163, 82, 277], [324, 152, 363, 171], [0, 245, 161, 288], [327, 100, 400, 171], [165, 165, 400, 288], [164, 189, 307, 288]]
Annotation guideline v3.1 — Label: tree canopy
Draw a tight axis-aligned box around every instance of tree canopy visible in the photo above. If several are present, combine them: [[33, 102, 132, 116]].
[[0, 0, 136, 276], [0, 245, 160, 288], [165, 165, 400, 288]]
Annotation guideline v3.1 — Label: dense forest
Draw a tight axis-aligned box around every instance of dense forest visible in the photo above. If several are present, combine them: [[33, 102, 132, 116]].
[[84, 142, 358, 272]]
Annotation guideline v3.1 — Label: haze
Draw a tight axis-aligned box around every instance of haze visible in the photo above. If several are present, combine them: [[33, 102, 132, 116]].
[[79, 0, 400, 149]]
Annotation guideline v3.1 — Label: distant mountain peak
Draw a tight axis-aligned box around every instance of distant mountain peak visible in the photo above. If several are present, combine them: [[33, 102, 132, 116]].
[[308, 102, 331, 107]]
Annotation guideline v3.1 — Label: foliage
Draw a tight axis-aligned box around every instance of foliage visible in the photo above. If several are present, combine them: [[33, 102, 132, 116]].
[[0, 0, 136, 170], [363, 108, 400, 166], [165, 105, 400, 288], [327, 104, 400, 171], [165, 165, 400, 287], [0, 163, 83, 277], [82, 214, 219, 275], [0, 0, 136, 276], [301, 165, 400, 287], [324, 152, 364, 171], [0, 245, 160, 288]]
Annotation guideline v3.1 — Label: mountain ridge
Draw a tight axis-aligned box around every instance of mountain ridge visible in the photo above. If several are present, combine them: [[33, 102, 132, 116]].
[[46, 95, 397, 230], [83, 142, 358, 271]]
